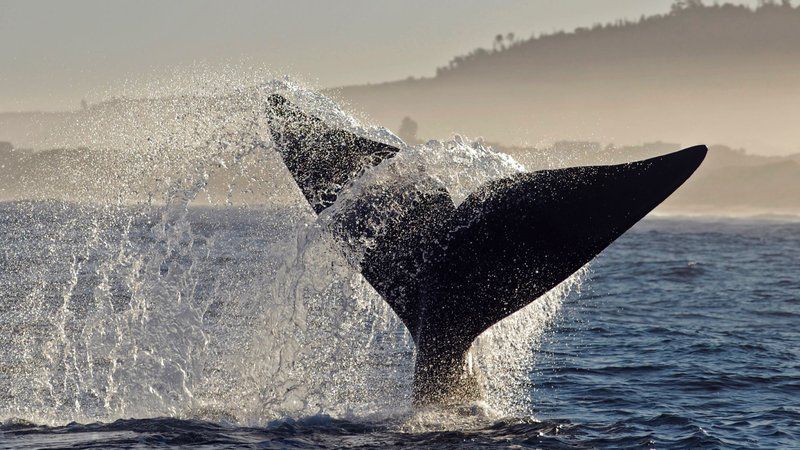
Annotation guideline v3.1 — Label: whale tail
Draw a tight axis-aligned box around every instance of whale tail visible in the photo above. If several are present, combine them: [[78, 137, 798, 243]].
[[266, 94, 707, 404]]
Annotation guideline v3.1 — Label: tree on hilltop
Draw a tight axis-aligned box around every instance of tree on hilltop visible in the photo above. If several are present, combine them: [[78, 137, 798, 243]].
[[398, 117, 419, 144], [671, 0, 705, 12]]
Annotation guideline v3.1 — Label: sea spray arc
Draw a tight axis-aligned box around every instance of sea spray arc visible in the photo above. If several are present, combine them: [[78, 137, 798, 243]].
[[266, 94, 707, 405]]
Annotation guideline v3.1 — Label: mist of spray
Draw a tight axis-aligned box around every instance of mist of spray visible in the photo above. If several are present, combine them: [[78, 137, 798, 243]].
[[0, 76, 585, 427]]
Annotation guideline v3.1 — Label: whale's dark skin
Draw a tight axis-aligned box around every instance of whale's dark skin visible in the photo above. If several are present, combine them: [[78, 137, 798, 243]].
[[266, 94, 707, 405]]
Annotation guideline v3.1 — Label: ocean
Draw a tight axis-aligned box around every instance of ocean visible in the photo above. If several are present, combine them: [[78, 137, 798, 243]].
[[0, 202, 797, 449]]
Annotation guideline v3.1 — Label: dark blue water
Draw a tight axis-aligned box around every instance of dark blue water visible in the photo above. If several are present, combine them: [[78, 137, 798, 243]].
[[1, 209, 798, 449], [532, 218, 800, 449]]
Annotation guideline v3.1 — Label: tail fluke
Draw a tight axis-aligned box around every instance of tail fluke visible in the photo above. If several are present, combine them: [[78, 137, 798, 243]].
[[410, 145, 707, 403], [266, 94, 400, 213], [267, 94, 446, 337], [422, 145, 709, 347], [265, 95, 707, 405]]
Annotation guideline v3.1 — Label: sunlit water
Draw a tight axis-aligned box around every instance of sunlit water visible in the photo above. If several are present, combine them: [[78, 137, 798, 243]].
[[2, 209, 798, 448], [0, 81, 798, 448]]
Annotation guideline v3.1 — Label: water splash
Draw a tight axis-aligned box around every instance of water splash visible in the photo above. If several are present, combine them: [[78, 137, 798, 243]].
[[0, 78, 584, 427]]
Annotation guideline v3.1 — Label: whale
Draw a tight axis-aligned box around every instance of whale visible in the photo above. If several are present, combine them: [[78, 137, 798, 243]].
[[265, 94, 707, 405]]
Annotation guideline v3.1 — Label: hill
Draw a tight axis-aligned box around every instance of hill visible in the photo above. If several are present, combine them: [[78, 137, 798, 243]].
[[332, 2, 800, 156]]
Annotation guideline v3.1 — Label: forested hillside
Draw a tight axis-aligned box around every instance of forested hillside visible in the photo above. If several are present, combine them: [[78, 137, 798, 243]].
[[333, 2, 800, 156]]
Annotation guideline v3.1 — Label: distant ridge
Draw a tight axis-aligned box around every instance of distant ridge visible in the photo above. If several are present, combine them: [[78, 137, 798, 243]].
[[331, 2, 800, 155], [2, 141, 799, 216], [438, 2, 798, 80]]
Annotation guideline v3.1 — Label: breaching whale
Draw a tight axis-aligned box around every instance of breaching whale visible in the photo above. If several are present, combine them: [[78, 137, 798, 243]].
[[266, 94, 707, 405]]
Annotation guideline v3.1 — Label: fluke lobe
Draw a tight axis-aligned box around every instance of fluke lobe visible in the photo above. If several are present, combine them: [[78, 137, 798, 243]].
[[266, 94, 707, 406]]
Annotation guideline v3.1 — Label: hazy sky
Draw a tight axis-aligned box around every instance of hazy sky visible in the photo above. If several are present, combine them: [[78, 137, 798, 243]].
[[1, 0, 760, 112]]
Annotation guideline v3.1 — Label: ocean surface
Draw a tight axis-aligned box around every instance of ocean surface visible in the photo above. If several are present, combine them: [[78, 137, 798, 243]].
[[0, 202, 797, 449]]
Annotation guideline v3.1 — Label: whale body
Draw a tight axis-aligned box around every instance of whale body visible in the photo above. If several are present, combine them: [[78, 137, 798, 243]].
[[266, 94, 707, 405]]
